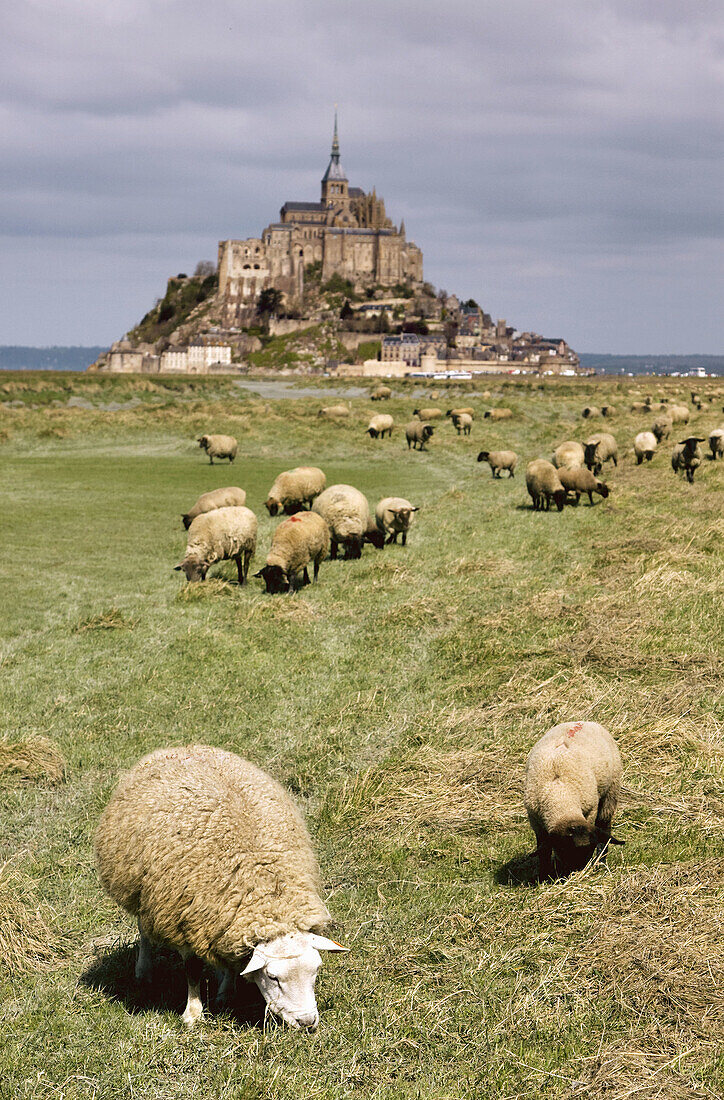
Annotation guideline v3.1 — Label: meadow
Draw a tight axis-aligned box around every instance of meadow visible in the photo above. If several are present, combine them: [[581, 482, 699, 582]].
[[1, 371, 723, 1100]]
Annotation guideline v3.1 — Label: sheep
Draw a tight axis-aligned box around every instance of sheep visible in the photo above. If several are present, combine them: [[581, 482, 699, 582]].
[[95, 745, 347, 1029], [558, 467, 610, 506], [366, 414, 394, 439], [552, 441, 585, 470], [452, 412, 473, 435], [668, 403, 690, 425], [583, 433, 618, 476], [264, 467, 326, 516], [633, 431, 658, 464], [375, 497, 418, 545], [182, 486, 247, 530], [671, 437, 705, 483], [630, 402, 649, 414], [445, 407, 475, 420], [254, 511, 330, 593], [370, 386, 392, 401], [484, 407, 513, 420], [405, 421, 435, 450], [601, 405, 616, 418], [708, 428, 724, 459], [581, 406, 601, 419], [525, 460, 567, 512], [477, 450, 517, 478], [317, 405, 350, 419], [524, 721, 624, 878], [197, 434, 238, 465], [412, 407, 443, 421], [311, 485, 382, 559], [174, 506, 257, 584], [652, 415, 673, 442]]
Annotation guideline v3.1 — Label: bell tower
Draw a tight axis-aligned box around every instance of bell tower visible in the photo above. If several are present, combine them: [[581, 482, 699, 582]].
[[321, 110, 349, 207]]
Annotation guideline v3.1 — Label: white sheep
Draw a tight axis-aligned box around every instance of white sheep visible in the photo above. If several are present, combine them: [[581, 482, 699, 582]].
[[552, 441, 585, 470], [525, 460, 567, 512], [633, 431, 658, 464], [197, 434, 238, 464], [524, 721, 624, 877], [95, 745, 347, 1029], [312, 485, 383, 558], [366, 414, 394, 439], [254, 511, 330, 593], [708, 429, 724, 460], [174, 506, 257, 583], [583, 432, 618, 475], [375, 497, 418, 545], [264, 467, 326, 516], [671, 437, 705, 483], [477, 450, 517, 477], [182, 486, 247, 530], [317, 405, 350, 419], [452, 412, 473, 435]]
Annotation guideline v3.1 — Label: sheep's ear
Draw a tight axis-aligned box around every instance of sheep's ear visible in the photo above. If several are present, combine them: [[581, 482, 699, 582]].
[[607, 835, 626, 846], [173, 563, 184, 571], [308, 934, 349, 952], [240, 949, 267, 976], [252, 568, 266, 578]]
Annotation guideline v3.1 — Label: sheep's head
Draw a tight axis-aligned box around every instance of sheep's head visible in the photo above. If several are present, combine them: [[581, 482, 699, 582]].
[[254, 564, 289, 594], [181, 513, 192, 530], [583, 442, 599, 469], [174, 556, 208, 582], [477, 451, 490, 463], [265, 498, 280, 517], [241, 932, 347, 1030], [364, 524, 385, 550], [423, 425, 434, 440], [366, 427, 378, 438], [596, 481, 610, 498], [553, 489, 568, 512], [197, 436, 209, 450]]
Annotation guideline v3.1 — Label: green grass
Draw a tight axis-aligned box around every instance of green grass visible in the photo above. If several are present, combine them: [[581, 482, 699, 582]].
[[1, 373, 724, 1098]]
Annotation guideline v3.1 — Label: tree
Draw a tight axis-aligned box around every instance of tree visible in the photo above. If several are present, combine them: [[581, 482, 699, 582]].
[[256, 287, 283, 318], [194, 260, 216, 277], [340, 299, 354, 323], [463, 298, 479, 309]]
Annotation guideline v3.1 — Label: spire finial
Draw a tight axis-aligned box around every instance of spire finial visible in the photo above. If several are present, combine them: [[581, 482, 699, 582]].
[[331, 106, 340, 159]]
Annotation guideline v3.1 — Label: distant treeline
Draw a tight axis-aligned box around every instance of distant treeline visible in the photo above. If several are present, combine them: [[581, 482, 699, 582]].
[[580, 354, 724, 375], [0, 346, 106, 371]]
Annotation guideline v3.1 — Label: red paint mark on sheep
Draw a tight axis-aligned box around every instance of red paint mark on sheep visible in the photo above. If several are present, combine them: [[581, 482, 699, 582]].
[[568, 722, 583, 738], [288, 515, 303, 522]]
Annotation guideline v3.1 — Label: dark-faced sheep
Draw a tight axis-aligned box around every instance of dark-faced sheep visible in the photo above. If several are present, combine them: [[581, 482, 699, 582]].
[[405, 421, 435, 450], [671, 437, 705, 483], [477, 450, 517, 477], [584, 433, 618, 476], [525, 460, 567, 512], [558, 467, 609, 505], [366, 414, 394, 439], [197, 434, 238, 465]]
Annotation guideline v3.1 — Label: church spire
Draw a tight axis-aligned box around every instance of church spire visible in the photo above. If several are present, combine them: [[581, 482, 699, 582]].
[[331, 108, 340, 160], [321, 106, 348, 204]]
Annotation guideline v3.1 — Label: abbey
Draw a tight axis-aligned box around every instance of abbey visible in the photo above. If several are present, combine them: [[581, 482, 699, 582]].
[[217, 117, 423, 325]]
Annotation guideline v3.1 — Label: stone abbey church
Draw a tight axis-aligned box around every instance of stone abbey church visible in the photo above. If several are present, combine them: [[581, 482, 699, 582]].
[[217, 118, 423, 324]]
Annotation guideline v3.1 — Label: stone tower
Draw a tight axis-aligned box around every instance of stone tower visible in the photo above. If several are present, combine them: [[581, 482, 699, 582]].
[[321, 111, 349, 209]]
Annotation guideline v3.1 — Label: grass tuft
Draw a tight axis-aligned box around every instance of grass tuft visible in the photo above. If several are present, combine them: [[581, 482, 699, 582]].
[[0, 736, 67, 785], [0, 860, 66, 974], [73, 606, 134, 632]]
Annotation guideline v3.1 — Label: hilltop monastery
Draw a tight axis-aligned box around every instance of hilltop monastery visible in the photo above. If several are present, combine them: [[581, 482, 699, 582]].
[[216, 116, 423, 326]]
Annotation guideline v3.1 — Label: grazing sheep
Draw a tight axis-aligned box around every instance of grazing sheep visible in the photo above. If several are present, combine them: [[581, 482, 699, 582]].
[[601, 405, 616, 418], [583, 433, 618, 475], [366, 414, 394, 439], [445, 407, 475, 420], [412, 407, 443, 421], [668, 403, 690, 425], [484, 408, 513, 420], [375, 497, 418, 545], [197, 434, 238, 465], [317, 405, 350, 419], [477, 450, 517, 478], [405, 421, 435, 450], [525, 460, 567, 512], [524, 721, 624, 878], [370, 386, 392, 401], [254, 512, 330, 593], [552, 441, 585, 470], [582, 406, 601, 419], [182, 486, 247, 530], [652, 415, 673, 443], [558, 467, 610, 505], [452, 412, 473, 435], [708, 429, 724, 459], [311, 485, 380, 559], [630, 402, 649, 414], [95, 745, 347, 1029], [671, 437, 705, 483], [633, 431, 658, 464], [264, 467, 326, 516], [174, 506, 257, 584]]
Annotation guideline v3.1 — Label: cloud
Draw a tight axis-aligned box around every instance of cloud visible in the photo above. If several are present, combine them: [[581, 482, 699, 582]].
[[1, 0, 722, 350]]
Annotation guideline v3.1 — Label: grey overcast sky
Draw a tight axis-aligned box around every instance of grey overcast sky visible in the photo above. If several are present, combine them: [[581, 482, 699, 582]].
[[2, 0, 722, 352]]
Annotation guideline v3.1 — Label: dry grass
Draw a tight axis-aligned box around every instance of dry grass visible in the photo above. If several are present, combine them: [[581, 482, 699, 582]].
[[0, 860, 66, 975], [243, 597, 322, 623], [174, 579, 236, 602], [73, 606, 134, 631], [0, 736, 66, 786]]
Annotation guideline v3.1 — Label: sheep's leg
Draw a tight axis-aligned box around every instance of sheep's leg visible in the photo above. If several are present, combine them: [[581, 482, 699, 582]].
[[536, 836, 555, 880], [242, 548, 252, 583], [136, 923, 153, 984], [215, 967, 236, 1011], [330, 539, 338, 560], [401, 530, 407, 546], [302, 566, 311, 586], [181, 953, 204, 1027], [235, 554, 245, 585], [313, 556, 321, 582], [509, 469, 514, 478]]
